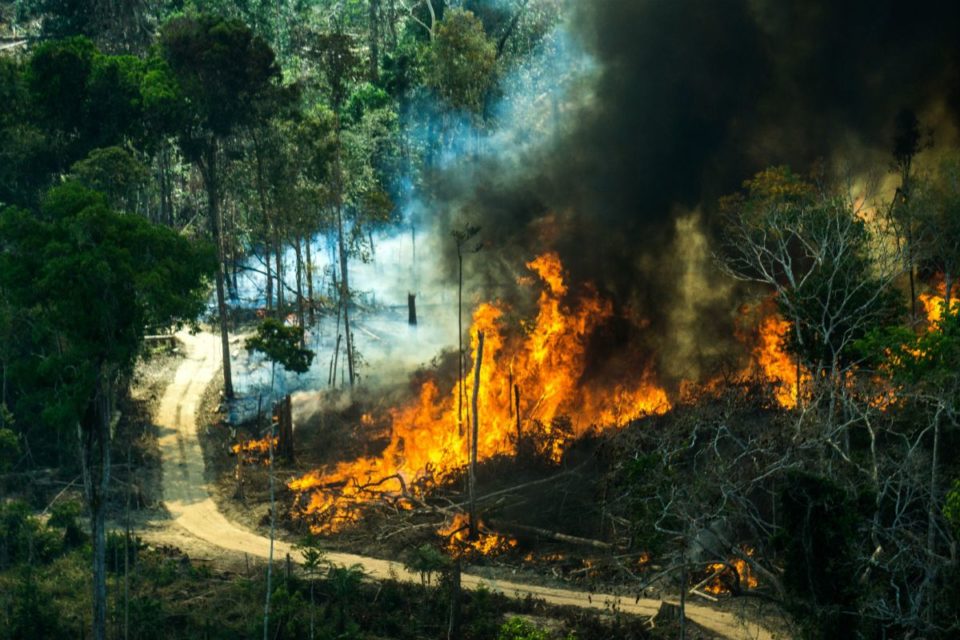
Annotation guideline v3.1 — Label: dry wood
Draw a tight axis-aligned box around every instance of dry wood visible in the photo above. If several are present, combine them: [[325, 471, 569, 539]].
[[687, 565, 725, 594], [487, 519, 614, 550], [689, 588, 718, 602], [469, 331, 484, 539]]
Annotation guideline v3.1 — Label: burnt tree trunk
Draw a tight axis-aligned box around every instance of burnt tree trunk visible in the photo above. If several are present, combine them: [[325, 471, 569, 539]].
[[275, 394, 294, 462], [408, 293, 417, 325], [469, 331, 484, 540]]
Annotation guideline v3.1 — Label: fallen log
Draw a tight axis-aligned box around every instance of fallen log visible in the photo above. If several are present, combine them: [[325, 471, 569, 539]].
[[487, 519, 614, 550]]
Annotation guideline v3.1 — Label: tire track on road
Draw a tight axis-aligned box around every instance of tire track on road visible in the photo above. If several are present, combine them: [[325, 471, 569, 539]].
[[154, 331, 774, 640]]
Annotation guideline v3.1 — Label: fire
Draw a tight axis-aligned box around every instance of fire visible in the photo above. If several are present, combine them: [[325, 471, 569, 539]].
[[919, 291, 957, 328], [289, 253, 671, 532], [438, 513, 517, 558], [232, 436, 278, 464], [703, 548, 759, 595], [739, 299, 809, 409]]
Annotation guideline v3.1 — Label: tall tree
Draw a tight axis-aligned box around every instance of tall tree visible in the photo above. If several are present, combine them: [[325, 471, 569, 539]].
[[306, 30, 363, 386], [912, 152, 960, 309], [0, 182, 214, 640], [425, 8, 496, 115], [890, 109, 924, 322], [160, 14, 283, 398], [718, 167, 903, 419], [245, 318, 313, 640]]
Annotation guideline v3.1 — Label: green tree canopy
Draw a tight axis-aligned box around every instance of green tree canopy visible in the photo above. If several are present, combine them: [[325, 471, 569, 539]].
[[426, 9, 496, 114], [160, 14, 281, 146], [245, 318, 315, 374], [0, 181, 215, 640]]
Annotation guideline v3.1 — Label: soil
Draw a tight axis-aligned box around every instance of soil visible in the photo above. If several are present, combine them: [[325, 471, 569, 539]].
[[139, 330, 782, 640]]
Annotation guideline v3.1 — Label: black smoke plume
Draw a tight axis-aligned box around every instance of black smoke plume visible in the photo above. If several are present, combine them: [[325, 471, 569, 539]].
[[431, 0, 960, 382]]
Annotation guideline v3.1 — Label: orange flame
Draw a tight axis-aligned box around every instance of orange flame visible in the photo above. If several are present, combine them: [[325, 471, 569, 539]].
[[289, 253, 671, 532], [232, 436, 277, 456], [437, 513, 517, 558], [919, 292, 958, 328], [704, 548, 759, 595], [737, 299, 809, 409]]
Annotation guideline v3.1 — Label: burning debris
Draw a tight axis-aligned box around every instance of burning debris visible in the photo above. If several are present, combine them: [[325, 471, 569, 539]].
[[288, 253, 671, 532], [701, 549, 760, 596], [231, 436, 278, 465], [438, 513, 518, 559]]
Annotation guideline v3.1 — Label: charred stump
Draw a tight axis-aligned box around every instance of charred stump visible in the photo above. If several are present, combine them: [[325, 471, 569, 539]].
[[408, 292, 417, 325], [274, 395, 294, 462]]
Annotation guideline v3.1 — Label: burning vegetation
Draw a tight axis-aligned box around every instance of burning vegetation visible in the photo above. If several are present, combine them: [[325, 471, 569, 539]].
[[288, 253, 671, 532], [231, 436, 278, 464], [438, 513, 518, 558]]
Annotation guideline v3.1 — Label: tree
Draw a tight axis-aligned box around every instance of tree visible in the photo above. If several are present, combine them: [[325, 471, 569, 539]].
[[403, 0, 443, 41], [26, 38, 147, 172], [452, 223, 481, 435], [69, 146, 148, 213], [246, 318, 315, 376], [160, 14, 283, 398], [245, 318, 314, 640], [777, 472, 865, 639], [32, 0, 152, 52], [425, 8, 497, 115], [857, 307, 960, 633], [0, 182, 215, 640], [294, 537, 328, 640], [303, 28, 399, 387], [326, 563, 365, 637], [718, 167, 903, 420], [911, 152, 960, 309], [890, 109, 924, 321]]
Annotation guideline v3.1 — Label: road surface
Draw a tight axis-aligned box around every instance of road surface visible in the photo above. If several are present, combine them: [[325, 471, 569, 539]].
[[156, 330, 775, 640]]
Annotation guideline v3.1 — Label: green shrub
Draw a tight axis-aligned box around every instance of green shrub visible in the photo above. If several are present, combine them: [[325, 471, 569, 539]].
[[497, 616, 550, 640], [0, 500, 64, 568]]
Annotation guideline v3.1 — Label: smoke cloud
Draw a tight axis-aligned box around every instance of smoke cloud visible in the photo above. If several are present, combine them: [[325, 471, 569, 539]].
[[422, 0, 960, 383]]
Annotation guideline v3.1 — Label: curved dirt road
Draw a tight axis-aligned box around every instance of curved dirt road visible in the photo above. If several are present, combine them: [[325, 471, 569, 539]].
[[156, 331, 774, 640]]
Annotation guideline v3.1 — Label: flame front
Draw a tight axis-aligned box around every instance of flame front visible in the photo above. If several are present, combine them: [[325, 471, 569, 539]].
[[738, 299, 809, 409], [753, 313, 803, 409], [289, 253, 671, 532]]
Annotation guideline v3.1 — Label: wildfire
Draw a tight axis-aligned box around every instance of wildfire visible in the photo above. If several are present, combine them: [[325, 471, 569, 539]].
[[232, 436, 278, 464], [438, 513, 517, 558], [919, 291, 958, 328], [703, 548, 759, 595], [288, 253, 671, 532], [739, 299, 809, 409]]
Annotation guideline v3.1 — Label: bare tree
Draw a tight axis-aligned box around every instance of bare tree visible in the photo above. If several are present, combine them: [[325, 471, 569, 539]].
[[717, 167, 903, 427]]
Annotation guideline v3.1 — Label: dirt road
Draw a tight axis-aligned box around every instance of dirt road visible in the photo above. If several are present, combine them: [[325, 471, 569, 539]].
[[155, 331, 775, 640]]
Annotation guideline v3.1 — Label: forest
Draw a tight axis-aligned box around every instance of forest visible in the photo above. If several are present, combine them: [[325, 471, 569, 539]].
[[1, 1, 960, 639]]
